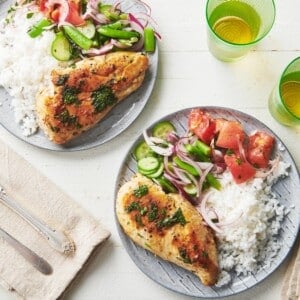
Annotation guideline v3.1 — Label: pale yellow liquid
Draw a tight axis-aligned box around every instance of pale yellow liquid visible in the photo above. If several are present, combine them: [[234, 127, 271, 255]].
[[281, 81, 300, 117], [213, 16, 253, 44]]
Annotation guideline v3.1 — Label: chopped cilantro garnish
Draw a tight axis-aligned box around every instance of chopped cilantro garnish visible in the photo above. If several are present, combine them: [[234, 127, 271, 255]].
[[133, 185, 148, 198]]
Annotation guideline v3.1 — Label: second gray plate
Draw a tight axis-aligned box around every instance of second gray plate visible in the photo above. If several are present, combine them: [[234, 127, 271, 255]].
[[115, 106, 300, 298]]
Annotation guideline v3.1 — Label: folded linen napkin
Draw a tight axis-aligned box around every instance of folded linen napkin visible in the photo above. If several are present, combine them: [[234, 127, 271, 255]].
[[0, 137, 110, 299], [281, 239, 300, 300]]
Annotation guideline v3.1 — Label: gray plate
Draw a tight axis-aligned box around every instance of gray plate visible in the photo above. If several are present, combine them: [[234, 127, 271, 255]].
[[0, 0, 158, 151], [115, 106, 300, 298]]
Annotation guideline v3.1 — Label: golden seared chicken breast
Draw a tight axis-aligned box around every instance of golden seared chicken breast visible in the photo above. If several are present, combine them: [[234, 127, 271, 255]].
[[116, 174, 219, 286], [36, 51, 149, 144]]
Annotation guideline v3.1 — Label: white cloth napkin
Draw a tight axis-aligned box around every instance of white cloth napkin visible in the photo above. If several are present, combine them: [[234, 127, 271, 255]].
[[0, 137, 110, 299], [281, 239, 300, 300]]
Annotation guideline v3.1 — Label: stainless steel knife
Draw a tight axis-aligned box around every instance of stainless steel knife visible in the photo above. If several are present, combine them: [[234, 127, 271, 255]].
[[0, 227, 53, 275]]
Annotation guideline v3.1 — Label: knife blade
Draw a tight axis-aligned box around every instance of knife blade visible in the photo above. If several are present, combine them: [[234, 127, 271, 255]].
[[0, 227, 53, 275]]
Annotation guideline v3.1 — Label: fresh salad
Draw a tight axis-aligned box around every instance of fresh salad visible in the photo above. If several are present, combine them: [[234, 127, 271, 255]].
[[133, 108, 277, 229], [16, 0, 158, 61]]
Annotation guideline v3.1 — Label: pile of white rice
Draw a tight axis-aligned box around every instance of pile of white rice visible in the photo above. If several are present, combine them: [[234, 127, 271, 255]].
[[0, 6, 58, 136], [206, 158, 290, 286]]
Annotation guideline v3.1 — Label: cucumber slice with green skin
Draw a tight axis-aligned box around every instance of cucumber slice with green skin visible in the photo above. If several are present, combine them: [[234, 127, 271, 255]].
[[138, 167, 156, 176], [134, 141, 155, 160], [183, 183, 198, 196], [137, 157, 160, 173], [77, 20, 96, 39], [146, 163, 164, 178], [154, 176, 177, 193], [152, 121, 176, 140], [51, 32, 71, 61]]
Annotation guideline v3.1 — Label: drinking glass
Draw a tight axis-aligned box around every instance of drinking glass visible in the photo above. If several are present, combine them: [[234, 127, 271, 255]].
[[268, 57, 300, 127], [206, 0, 276, 62]]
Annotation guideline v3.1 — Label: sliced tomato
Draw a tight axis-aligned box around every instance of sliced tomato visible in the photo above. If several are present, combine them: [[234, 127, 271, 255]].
[[247, 132, 275, 168], [50, 8, 60, 22], [47, 0, 85, 25], [224, 153, 256, 184], [65, 1, 85, 26], [39, 0, 48, 12], [188, 109, 216, 144], [215, 118, 227, 133], [216, 120, 245, 150]]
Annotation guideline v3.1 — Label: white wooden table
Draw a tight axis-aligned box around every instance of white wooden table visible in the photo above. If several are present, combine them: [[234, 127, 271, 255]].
[[0, 0, 299, 299]]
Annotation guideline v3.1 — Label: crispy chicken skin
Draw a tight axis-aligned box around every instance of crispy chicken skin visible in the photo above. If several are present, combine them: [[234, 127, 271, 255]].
[[116, 174, 219, 286], [36, 52, 149, 144]]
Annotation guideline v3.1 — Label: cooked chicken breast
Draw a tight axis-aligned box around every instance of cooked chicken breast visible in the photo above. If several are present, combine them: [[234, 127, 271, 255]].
[[36, 51, 149, 144], [116, 173, 219, 286]]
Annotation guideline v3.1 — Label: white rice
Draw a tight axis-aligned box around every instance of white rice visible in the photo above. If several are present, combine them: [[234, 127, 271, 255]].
[[0, 7, 58, 136], [205, 159, 290, 286]]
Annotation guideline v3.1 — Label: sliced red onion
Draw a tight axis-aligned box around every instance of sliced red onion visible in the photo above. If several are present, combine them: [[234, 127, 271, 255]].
[[82, 43, 114, 56], [197, 164, 213, 196], [237, 137, 249, 163], [255, 155, 280, 178], [197, 162, 213, 170], [163, 172, 187, 186], [143, 130, 174, 156], [198, 192, 222, 233], [212, 162, 227, 174], [128, 13, 144, 30], [166, 131, 179, 144], [113, 1, 121, 10], [175, 136, 190, 154], [129, 35, 144, 51], [88, 0, 100, 10], [172, 167, 192, 184]]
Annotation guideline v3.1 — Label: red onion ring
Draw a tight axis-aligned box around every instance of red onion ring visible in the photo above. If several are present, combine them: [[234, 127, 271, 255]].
[[197, 192, 222, 233]]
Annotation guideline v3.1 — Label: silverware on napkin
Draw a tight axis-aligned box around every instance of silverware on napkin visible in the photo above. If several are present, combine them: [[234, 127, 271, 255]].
[[0, 188, 75, 255], [0, 226, 53, 275]]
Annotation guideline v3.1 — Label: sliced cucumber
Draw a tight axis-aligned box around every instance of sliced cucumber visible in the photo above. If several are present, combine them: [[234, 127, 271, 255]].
[[152, 121, 175, 140], [146, 163, 164, 178], [134, 141, 155, 160], [183, 183, 198, 196], [51, 32, 71, 61], [138, 157, 160, 173], [77, 20, 96, 39]]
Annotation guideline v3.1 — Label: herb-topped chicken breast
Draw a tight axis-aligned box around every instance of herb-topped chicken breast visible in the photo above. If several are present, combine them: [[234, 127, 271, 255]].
[[36, 51, 149, 144], [116, 173, 219, 286]]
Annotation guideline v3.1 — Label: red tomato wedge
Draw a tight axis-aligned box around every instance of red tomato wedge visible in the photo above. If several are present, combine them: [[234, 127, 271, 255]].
[[45, 0, 85, 26], [50, 8, 60, 22], [216, 120, 245, 150], [247, 132, 275, 168], [39, 0, 47, 11], [224, 153, 256, 184], [188, 109, 216, 144], [65, 1, 85, 26]]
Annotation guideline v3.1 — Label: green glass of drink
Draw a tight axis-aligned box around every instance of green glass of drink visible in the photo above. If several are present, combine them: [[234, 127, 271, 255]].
[[206, 0, 275, 62], [268, 57, 300, 127]]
